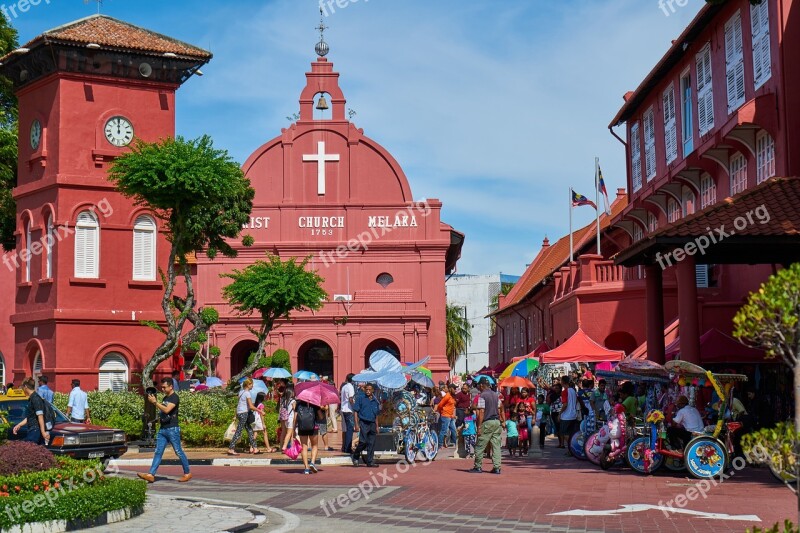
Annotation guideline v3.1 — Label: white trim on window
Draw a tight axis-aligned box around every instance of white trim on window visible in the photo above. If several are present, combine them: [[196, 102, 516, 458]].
[[633, 224, 644, 243], [667, 197, 681, 223], [680, 69, 694, 156], [648, 212, 658, 233], [132, 215, 157, 281], [631, 122, 642, 192], [751, 0, 772, 89], [25, 221, 31, 283], [700, 174, 717, 209], [682, 187, 696, 217], [696, 43, 714, 135], [725, 11, 746, 113], [45, 215, 53, 279], [730, 152, 748, 194], [756, 130, 775, 184], [643, 108, 656, 179], [663, 86, 677, 164], [74, 211, 99, 279]]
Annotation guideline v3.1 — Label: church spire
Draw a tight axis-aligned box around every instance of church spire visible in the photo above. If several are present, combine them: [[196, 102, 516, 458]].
[[315, 8, 329, 58]]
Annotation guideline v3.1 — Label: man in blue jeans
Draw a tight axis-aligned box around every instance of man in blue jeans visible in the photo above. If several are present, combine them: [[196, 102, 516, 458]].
[[340, 374, 356, 453], [138, 378, 192, 483]]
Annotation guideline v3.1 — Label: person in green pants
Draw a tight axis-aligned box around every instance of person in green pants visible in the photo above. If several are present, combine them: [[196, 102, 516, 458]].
[[468, 379, 505, 474]]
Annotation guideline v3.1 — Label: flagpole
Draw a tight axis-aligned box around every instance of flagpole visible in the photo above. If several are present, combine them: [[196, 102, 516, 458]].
[[569, 187, 573, 262], [595, 157, 601, 255]]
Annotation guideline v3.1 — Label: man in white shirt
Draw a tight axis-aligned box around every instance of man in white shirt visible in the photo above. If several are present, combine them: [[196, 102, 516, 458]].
[[66, 379, 90, 424], [340, 374, 356, 454], [669, 395, 705, 449], [558, 376, 579, 452]]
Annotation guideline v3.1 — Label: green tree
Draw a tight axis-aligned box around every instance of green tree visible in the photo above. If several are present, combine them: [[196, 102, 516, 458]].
[[446, 304, 472, 369], [0, 13, 19, 252], [222, 254, 327, 383], [108, 135, 254, 387], [268, 348, 292, 373]]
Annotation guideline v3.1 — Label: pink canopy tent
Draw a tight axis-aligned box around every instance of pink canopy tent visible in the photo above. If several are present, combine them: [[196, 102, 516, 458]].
[[665, 328, 766, 364], [511, 341, 551, 362], [540, 328, 624, 364]]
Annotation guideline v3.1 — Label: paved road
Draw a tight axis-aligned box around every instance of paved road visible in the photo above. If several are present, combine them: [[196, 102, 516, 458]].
[[120, 444, 794, 533]]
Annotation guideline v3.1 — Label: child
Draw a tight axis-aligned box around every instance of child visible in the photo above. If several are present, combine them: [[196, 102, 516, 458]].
[[505, 416, 519, 457], [253, 392, 278, 453], [517, 413, 529, 456], [536, 394, 550, 449], [462, 407, 477, 458], [280, 386, 296, 450]]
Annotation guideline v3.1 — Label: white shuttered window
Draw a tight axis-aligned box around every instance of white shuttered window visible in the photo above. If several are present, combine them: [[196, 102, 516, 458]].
[[644, 108, 656, 179], [133, 215, 156, 280], [667, 198, 681, 223], [700, 174, 717, 209], [725, 12, 746, 113], [696, 44, 714, 135], [631, 122, 642, 192], [730, 152, 748, 194], [99, 353, 128, 392], [663, 86, 677, 164], [74, 211, 99, 278], [756, 130, 775, 184], [751, 0, 772, 89]]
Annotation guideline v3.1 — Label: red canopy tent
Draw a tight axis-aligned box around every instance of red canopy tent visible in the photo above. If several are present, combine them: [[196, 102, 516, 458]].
[[665, 328, 766, 364], [511, 341, 551, 362], [540, 328, 624, 364]]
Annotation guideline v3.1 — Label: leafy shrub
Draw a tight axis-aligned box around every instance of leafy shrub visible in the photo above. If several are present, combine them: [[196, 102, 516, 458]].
[[0, 457, 103, 496], [741, 422, 798, 479], [0, 410, 10, 445], [95, 414, 144, 441], [52, 390, 143, 421], [0, 441, 57, 475], [746, 520, 798, 533]]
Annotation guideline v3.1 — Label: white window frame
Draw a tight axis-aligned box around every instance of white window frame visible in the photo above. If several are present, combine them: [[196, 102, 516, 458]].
[[663, 86, 678, 164], [45, 215, 53, 279], [630, 122, 642, 192], [730, 152, 748, 194], [751, 0, 772, 89], [74, 211, 99, 279], [680, 69, 694, 156], [32, 351, 42, 381], [700, 174, 717, 209], [696, 43, 715, 135], [756, 130, 775, 184], [633, 224, 644, 242], [25, 221, 31, 283], [132, 215, 157, 281], [648, 212, 658, 233], [643, 108, 656, 180], [725, 11, 746, 113], [667, 197, 681, 223], [99, 353, 129, 393]]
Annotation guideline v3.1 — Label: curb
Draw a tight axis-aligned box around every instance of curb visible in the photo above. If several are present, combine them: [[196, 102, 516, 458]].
[[114, 452, 407, 467], [1, 505, 143, 533]]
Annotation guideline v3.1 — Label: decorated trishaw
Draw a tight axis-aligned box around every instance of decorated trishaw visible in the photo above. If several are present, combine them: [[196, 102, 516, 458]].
[[626, 360, 748, 479]]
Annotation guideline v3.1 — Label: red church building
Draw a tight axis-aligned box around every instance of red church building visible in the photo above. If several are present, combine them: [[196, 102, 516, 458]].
[[0, 15, 461, 391]]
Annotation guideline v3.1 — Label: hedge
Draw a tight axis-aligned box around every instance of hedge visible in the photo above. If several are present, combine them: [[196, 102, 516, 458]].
[[0, 458, 146, 529], [51, 390, 280, 446]]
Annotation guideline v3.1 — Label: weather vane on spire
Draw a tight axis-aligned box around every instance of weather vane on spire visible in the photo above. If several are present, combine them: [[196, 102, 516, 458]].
[[315, 8, 330, 57]]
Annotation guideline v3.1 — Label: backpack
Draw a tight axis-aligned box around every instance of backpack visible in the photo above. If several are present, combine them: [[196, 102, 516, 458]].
[[32, 393, 56, 431], [296, 401, 316, 432]]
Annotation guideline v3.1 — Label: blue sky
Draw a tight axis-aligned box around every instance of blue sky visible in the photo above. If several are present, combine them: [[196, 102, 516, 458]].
[[10, 0, 705, 275]]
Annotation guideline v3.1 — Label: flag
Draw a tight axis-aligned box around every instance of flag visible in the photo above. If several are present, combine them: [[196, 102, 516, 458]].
[[571, 189, 597, 209], [598, 166, 612, 215]]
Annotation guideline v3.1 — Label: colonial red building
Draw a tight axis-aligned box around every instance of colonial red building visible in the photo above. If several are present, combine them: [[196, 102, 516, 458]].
[[0, 16, 461, 391]]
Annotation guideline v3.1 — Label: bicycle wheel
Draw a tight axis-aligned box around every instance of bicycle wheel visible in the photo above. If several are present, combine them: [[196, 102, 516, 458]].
[[685, 437, 727, 479], [422, 429, 439, 461], [569, 431, 587, 460], [404, 431, 418, 463], [627, 436, 663, 475]]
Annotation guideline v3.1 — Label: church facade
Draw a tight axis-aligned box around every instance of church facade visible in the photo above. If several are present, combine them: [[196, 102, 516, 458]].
[[0, 15, 461, 391]]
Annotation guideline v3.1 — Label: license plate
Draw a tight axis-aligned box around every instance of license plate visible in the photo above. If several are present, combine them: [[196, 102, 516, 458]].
[[88, 452, 105, 458]]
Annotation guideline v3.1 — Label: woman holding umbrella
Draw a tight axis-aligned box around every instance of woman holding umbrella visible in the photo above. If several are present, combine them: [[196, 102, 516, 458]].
[[294, 380, 341, 473]]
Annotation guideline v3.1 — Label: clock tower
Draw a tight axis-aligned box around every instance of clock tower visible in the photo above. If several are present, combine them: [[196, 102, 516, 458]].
[[0, 15, 210, 390]]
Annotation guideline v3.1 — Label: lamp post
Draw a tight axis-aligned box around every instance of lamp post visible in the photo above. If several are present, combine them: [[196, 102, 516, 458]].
[[463, 305, 469, 375]]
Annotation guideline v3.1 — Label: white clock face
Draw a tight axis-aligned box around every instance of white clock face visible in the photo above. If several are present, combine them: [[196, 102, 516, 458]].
[[30, 119, 41, 150], [104, 116, 134, 147]]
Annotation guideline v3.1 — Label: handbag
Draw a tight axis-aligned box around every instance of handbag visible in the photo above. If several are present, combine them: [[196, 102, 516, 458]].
[[223, 420, 236, 442], [283, 438, 302, 460], [246, 410, 255, 426]]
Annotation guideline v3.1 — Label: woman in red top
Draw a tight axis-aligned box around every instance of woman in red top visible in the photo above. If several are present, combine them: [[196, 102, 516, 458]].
[[518, 388, 536, 448]]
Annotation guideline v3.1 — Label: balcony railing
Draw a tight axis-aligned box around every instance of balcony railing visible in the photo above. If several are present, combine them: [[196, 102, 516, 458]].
[[552, 254, 645, 303]]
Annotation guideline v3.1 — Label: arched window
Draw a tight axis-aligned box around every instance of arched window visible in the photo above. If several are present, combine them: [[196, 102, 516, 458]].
[[667, 197, 681, 223], [133, 215, 156, 280], [730, 152, 748, 195], [45, 215, 54, 279], [633, 223, 644, 242], [700, 174, 717, 209], [682, 187, 696, 216], [756, 130, 775, 184], [74, 211, 99, 278], [376, 273, 394, 288], [648, 212, 658, 233], [24, 220, 31, 282], [32, 351, 42, 381], [99, 353, 129, 392]]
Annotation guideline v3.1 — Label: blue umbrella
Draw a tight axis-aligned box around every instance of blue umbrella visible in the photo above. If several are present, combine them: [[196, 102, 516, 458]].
[[473, 374, 495, 385], [249, 379, 269, 401], [293, 370, 319, 381], [263, 367, 291, 379], [205, 376, 224, 388]]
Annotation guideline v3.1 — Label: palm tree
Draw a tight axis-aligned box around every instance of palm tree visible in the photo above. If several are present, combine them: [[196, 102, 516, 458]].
[[446, 304, 472, 369]]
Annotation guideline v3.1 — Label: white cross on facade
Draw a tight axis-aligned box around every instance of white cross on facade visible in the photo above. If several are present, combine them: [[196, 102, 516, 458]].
[[303, 141, 340, 195]]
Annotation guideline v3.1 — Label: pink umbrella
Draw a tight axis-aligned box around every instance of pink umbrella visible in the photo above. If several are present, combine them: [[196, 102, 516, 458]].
[[295, 381, 340, 407], [252, 368, 269, 378]]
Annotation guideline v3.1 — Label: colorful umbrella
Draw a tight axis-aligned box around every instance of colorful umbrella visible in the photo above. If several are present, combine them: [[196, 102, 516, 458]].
[[293, 370, 319, 381], [261, 367, 292, 379], [252, 368, 269, 378], [617, 357, 667, 376], [499, 358, 540, 379], [499, 376, 535, 389], [473, 374, 495, 385], [295, 381, 339, 407], [248, 379, 269, 401]]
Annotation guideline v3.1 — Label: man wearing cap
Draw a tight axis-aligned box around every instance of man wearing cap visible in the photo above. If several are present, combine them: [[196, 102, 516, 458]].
[[669, 395, 705, 449], [469, 378, 504, 474]]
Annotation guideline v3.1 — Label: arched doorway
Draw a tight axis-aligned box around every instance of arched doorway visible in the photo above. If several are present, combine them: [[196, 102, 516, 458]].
[[230, 340, 259, 377], [364, 339, 400, 367], [32, 351, 42, 381], [299, 340, 333, 380], [604, 331, 639, 355]]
